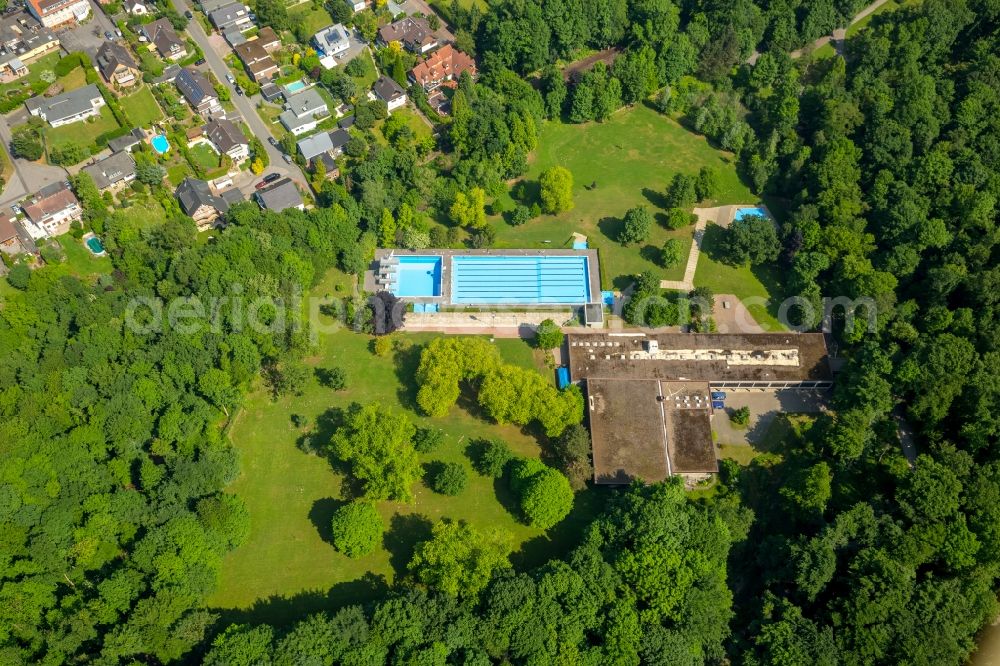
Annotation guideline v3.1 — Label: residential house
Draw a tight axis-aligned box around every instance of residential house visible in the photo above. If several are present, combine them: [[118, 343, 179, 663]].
[[256, 26, 281, 52], [296, 127, 349, 162], [372, 75, 406, 112], [410, 44, 476, 91], [96, 41, 140, 88], [234, 39, 277, 82], [259, 81, 282, 102], [0, 214, 22, 254], [0, 12, 60, 82], [199, 0, 231, 13], [176, 178, 232, 229], [204, 117, 249, 162], [108, 128, 146, 153], [25, 84, 105, 127], [82, 151, 137, 192], [22, 182, 81, 235], [223, 27, 246, 47], [378, 16, 437, 54], [255, 178, 303, 212], [279, 87, 329, 135], [344, 0, 371, 12], [26, 0, 89, 28], [123, 0, 149, 15], [153, 63, 181, 84], [313, 24, 350, 69], [208, 2, 252, 32], [176, 67, 221, 116], [141, 18, 187, 61]]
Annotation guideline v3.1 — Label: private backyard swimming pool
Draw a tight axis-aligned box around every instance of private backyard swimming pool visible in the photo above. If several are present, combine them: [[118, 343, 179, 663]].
[[284, 80, 307, 93], [377, 250, 598, 307], [151, 134, 170, 155]]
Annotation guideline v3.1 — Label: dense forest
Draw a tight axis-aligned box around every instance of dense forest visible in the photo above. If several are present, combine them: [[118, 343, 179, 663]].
[[2, 0, 999, 663]]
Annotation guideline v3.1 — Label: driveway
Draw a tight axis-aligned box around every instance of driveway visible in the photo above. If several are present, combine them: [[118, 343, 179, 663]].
[[711, 388, 829, 448], [168, 0, 309, 191], [57, 0, 118, 59]]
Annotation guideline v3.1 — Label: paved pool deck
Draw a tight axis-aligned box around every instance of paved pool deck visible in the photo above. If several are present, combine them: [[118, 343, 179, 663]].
[[366, 248, 602, 308]]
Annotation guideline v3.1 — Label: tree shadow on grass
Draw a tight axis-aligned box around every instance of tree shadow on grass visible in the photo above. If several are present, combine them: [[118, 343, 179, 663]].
[[699, 223, 728, 263], [393, 342, 424, 412], [510, 484, 613, 570], [308, 497, 345, 546], [597, 216, 624, 244], [383, 513, 434, 578], [208, 572, 392, 631], [639, 244, 663, 265], [641, 187, 669, 209]]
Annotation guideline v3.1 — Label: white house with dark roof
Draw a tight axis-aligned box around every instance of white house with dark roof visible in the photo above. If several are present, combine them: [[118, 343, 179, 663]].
[[279, 87, 329, 135], [313, 24, 350, 69], [203, 118, 249, 162], [208, 2, 252, 32], [176, 67, 221, 116], [123, 0, 148, 14], [22, 182, 81, 235], [25, 84, 105, 127], [372, 75, 406, 113]]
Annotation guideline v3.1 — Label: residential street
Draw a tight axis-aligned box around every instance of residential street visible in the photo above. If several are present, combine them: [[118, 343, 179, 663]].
[[167, 0, 309, 191], [0, 109, 68, 210]]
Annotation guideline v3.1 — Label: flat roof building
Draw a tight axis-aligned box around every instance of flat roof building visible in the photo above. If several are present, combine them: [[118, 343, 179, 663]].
[[569, 331, 833, 485]]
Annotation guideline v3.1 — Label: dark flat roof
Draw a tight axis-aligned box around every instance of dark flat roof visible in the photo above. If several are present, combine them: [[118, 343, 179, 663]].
[[588, 378, 716, 484], [567, 332, 831, 383]]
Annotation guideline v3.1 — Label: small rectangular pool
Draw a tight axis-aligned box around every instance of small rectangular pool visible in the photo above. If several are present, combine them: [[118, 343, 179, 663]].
[[391, 256, 442, 297], [734, 206, 769, 221], [451, 255, 590, 305], [284, 80, 306, 93]]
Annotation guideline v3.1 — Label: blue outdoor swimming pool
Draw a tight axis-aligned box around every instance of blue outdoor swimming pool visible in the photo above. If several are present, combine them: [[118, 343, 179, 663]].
[[151, 134, 170, 154], [734, 206, 769, 221], [285, 80, 306, 92], [451, 255, 591, 305], [85, 236, 105, 254], [391, 256, 442, 297]]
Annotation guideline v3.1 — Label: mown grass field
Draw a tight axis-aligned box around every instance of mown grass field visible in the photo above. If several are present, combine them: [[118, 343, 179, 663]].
[[494, 104, 756, 290], [209, 270, 609, 624], [45, 106, 119, 152], [120, 87, 164, 127]]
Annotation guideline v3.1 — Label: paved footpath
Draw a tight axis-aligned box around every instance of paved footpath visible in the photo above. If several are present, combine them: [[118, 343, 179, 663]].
[[660, 205, 742, 292], [749, 0, 891, 63]]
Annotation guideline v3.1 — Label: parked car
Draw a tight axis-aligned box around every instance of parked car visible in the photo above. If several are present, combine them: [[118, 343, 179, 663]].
[[235, 86, 243, 96], [267, 136, 278, 147], [194, 58, 206, 66], [712, 401, 725, 410], [184, 9, 193, 18], [104, 30, 114, 40], [711, 391, 727, 401], [263, 173, 281, 184], [282, 153, 293, 164], [226, 73, 235, 84]]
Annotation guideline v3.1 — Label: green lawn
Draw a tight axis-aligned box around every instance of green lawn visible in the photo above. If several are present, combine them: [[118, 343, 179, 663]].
[[44, 105, 120, 152], [55, 235, 112, 279], [692, 223, 786, 331], [188, 143, 220, 170], [120, 87, 164, 127], [208, 270, 606, 623], [288, 4, 333, 38], [54, 67, 86, 92], [167, 163, 190, 186], [494, 104, 755, 290], [375, 107, 433, 145], [0, 51, 62, 97]]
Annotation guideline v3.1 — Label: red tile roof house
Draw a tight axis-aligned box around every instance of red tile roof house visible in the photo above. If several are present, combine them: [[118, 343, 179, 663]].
[[22, 182, 82, 236], [26, 0, 89, 28], [409, 44, 476, 92]]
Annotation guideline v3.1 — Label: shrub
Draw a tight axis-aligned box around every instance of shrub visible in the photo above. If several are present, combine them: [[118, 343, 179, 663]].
[[330, 501, 384, 558], [620, 206, 652, 245], [471, 439, 513, 478], [660, 238, 685, 268], [372, 336, 393, 356], [664, 172, 697, 208], [429, 462, 468, 496], [510, 204, 531, 226], [695, 166, 718, 201], [6, 263, 30, 290], [510, 459, 574, 529], [664, 207, 697, 229], [413, 427, 445, 453], [538, 165, 574, 214], [731, 406, 751, 427], [535, 319, 564, 350]]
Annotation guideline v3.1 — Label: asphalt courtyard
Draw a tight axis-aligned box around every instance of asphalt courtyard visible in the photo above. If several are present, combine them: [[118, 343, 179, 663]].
[[711, 388, 830, 448]]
